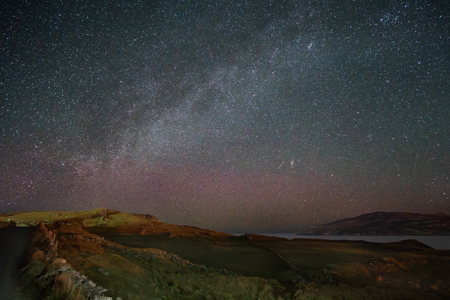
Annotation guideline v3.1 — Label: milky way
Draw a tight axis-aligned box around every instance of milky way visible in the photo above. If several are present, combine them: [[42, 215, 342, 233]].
[[1, 0, 449, 232]]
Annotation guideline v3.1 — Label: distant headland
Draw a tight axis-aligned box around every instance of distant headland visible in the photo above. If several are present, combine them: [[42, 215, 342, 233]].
[[299, 212, 450, 236]]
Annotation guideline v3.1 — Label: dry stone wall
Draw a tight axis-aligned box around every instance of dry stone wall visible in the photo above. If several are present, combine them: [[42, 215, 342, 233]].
[[25, 221, 117, 299]]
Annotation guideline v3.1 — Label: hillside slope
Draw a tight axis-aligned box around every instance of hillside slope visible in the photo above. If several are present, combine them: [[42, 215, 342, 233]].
[[0, 208, 231, 238]]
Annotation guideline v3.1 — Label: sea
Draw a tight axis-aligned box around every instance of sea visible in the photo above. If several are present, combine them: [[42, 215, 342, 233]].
[[233, 233, 450, 250]]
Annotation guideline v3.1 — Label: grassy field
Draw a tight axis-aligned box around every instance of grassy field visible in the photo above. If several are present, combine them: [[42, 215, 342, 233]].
[[84, 228, 450, 299], [87, 228, 298, 282], [0, 208, 156, 228], [1, 209, 106, 224], [72, 247, 289, 300]]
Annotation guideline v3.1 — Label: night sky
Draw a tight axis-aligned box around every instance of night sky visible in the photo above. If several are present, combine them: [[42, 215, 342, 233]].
[[1, 0, 449, 232]]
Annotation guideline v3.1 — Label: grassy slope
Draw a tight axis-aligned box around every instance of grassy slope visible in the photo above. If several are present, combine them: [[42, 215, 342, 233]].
[[50, 223, 289, 300], [1, 209, 106, 224], [69, 247, 289, 300], [86, 228, 298, 282], [0, 209, 231, 238], [248, 235, 450, 298]]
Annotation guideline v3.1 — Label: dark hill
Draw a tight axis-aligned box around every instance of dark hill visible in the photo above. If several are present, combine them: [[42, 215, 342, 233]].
[[300, 212, 450, 235]]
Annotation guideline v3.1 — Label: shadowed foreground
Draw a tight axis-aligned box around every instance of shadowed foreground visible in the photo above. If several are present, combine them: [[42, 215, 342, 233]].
[[0, 226, 33, 300]]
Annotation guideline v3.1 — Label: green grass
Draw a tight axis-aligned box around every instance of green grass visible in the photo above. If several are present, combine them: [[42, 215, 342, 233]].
[[74, 248, 289, 300], [0, 209, 162, 229], [86, 228, 298, 282], [0, 209, 106, 224]]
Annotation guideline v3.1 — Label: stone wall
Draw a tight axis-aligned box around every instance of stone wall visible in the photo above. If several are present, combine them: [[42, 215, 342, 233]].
[[23, 221, 116, 300]]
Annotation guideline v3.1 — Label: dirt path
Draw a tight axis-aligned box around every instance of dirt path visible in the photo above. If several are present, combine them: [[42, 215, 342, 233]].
[[0, 227, 34, 300]]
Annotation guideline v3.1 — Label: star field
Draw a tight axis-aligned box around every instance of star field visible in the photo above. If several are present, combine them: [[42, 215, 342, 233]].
[[1, 0, 449, 232]]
